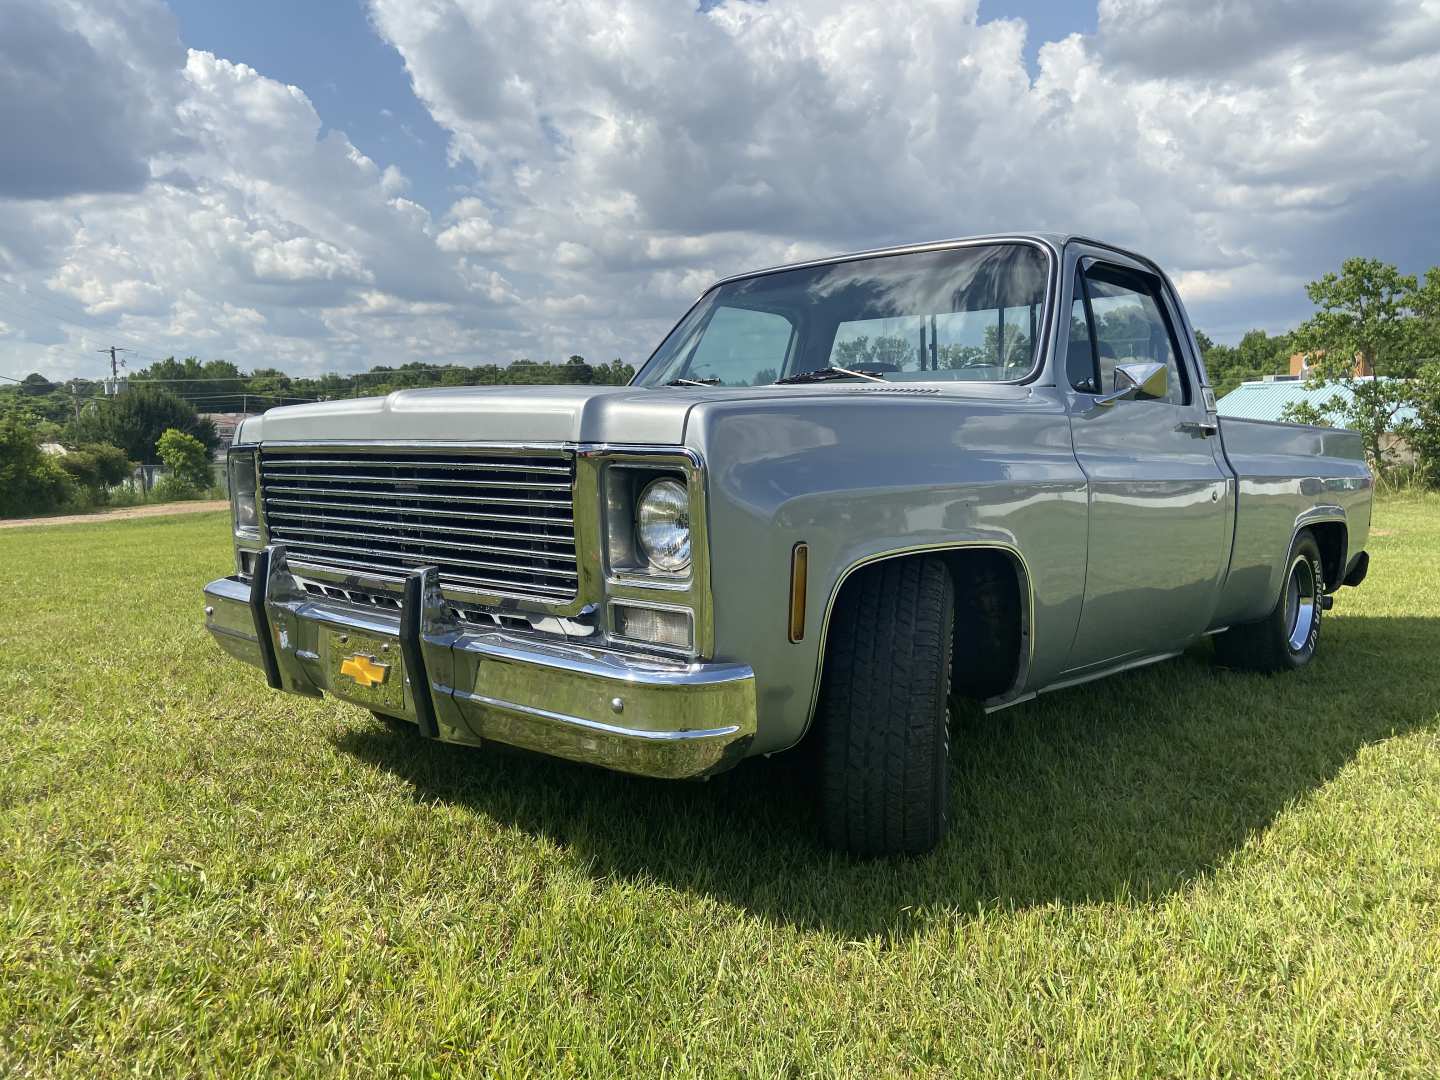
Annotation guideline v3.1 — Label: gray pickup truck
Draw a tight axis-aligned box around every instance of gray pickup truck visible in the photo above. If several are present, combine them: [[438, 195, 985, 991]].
[[204, 233, 1373, 855]]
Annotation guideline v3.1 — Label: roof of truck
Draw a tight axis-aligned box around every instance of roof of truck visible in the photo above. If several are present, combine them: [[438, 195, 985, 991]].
[[712, 232, 1151, 287]]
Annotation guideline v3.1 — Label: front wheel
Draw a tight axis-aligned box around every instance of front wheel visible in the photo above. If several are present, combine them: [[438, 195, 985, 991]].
[[1214, 529, 1325, 672], [814, 556, 955, 857]]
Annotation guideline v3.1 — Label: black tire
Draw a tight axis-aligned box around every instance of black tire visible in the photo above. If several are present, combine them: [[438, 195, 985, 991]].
[[815, 556, 955, 857], [1214, 529, 1325, 673], [372, 711, 417, 734]]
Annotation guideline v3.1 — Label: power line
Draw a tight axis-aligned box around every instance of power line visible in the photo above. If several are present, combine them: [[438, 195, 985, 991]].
[[0, 291, 164, 358], [2, 361, 571, 385]]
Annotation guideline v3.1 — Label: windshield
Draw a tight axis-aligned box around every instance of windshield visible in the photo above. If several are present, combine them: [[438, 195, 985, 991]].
[[633, 243, 1050, 388]]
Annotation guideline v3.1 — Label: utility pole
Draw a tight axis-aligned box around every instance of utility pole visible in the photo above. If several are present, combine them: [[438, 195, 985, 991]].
[[97, 345, 130, 393]]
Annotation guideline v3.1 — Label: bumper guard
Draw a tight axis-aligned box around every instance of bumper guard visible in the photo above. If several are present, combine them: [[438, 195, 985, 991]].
[[202, 544, 757, 779]]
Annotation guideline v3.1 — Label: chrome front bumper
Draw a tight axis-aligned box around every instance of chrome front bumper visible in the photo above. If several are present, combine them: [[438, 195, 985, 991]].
[[202, 545, 757, 779]]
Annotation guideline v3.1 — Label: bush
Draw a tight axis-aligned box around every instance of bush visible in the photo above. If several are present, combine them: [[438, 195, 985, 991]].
[[0, 412, 76, 517], [58, 442, 134, 503], [150, 474, 203, 502]]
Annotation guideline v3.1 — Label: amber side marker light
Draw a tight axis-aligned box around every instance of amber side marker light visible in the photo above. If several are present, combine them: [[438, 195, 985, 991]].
[[788, 542, 809, 642]]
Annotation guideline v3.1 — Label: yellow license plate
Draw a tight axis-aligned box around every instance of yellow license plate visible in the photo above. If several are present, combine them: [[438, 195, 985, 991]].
[[326, 629, 405, 714]]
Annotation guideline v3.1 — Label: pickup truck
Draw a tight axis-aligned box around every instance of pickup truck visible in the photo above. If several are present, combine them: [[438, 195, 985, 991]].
[[203, 233, 1373, 856]]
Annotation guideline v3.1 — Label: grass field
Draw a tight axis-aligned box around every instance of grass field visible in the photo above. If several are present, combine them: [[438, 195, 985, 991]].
[[2, 500, 1439, 1077]]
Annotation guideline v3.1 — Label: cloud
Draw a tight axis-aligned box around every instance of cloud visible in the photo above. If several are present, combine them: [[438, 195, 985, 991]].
[[0, 0, 188, 200], [3, 0, 1439, 382], [371, 0, 1440, 340]]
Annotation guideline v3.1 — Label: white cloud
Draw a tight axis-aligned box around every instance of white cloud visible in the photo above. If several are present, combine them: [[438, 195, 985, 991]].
[[3, 0, 1439, 381], [370, 0, 1440, 343]]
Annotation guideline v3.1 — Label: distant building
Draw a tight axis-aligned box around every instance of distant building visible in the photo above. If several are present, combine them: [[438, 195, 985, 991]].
[[1217, 376, 1415, 462], [200, 413, 260, 452], [1289, 351, 1373, 378]]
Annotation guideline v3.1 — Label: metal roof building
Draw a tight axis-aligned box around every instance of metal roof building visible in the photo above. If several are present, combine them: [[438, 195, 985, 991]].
[[1216, 376, 1417, 428]]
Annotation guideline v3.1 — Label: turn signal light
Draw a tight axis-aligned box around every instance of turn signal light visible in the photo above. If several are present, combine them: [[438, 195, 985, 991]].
[[612, 603, 693, 651], [789, 542, 808, 642]]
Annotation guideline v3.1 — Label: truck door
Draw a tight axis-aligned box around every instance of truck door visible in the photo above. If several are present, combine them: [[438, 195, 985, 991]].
[[1061, 252, 1232, 673]]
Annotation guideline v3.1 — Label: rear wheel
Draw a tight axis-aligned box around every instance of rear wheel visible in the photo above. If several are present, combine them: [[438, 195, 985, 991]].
[[1214, 529, 1325, 672], [814, 556, 955, 857]]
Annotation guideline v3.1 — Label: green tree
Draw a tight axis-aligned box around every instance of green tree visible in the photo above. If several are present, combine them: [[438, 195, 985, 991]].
[[1285, 258, 1420, 470], [0, 409, 75, 517], [1403, 361, 1440, 487], [562, 355, 594, 384], [155, 428, 214, 497], [67, 387, 218, 464], [1198, 329, 1293, 398]]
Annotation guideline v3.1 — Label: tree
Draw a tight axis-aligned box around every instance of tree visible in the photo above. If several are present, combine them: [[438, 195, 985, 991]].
[[20, 372, 53, 395], [1198, 329, 1292, 397], [1403, 361, 1440, 487], [156, 428, 214, 497], [67, 387, 219, 464], [1285, 258, 1420, 470], [0, 409, 75, 517]]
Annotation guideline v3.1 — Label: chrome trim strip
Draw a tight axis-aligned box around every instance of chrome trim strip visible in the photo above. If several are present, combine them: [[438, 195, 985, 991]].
[[262, 439, 574, 453], [451, 689, 741, 742], [1038, 650, 1182, 694]]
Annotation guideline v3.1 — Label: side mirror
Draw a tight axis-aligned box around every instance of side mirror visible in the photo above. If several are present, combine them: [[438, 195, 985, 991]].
[[1096, 361, 1167, 406]]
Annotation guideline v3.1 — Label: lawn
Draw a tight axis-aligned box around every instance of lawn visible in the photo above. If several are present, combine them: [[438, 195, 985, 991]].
[[2, 499, 1438, 1077]]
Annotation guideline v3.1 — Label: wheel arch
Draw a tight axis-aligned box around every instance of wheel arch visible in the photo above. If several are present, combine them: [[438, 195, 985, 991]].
[[800, 541, 1034, 741], [1303, 517, 1348, 589]]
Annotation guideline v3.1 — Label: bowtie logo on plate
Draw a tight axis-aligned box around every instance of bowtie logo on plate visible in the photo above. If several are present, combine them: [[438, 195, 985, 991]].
[[339, 654, 390, 688]]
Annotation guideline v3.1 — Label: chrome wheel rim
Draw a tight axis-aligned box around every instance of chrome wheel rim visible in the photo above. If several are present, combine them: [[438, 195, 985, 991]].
[[1284, 554, 1318, 652]]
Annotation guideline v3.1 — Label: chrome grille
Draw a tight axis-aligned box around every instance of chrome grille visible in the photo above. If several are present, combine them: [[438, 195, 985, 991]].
[[259, 449, 578, 602]]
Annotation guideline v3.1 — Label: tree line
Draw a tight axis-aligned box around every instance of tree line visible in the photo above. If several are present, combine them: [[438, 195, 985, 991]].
[[0, 355, 635, 517]]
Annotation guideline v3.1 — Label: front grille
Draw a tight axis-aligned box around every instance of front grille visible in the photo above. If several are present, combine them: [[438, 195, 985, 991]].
[[259, 448, 578, 602]]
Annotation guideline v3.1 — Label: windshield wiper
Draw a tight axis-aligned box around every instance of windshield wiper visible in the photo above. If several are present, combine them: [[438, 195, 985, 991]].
[[772, 365, 886, 385], [664, 377, 722, 387]]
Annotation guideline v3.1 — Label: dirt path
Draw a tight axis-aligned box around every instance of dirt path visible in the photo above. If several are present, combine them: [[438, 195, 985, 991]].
[[0, 500, 229, 530]]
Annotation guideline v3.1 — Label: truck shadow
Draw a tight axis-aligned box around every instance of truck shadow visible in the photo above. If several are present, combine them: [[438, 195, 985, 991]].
[[332, 613, 1438, 939]]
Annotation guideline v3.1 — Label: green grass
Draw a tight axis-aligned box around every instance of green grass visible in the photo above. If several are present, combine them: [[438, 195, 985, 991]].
[[2, 500, 1439, 1077]]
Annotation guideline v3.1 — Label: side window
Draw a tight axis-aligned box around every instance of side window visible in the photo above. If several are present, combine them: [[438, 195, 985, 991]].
[[1080, 264, 1188, 404], [685, 306, 795, 386]]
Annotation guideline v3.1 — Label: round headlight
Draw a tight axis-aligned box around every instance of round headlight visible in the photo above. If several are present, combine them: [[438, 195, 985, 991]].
[[635, 478, 691, 572]]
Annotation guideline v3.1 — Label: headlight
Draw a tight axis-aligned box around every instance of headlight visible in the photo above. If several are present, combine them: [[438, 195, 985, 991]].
[[635, 477, 690, 572], [228, 449, 259, 537]]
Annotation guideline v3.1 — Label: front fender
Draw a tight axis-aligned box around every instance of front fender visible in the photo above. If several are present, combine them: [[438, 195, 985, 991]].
[[687, 387, 1089, 755]]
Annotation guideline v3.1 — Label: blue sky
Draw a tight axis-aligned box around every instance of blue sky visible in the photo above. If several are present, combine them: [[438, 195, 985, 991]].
[[168, 0, 461, 213], [1, 0, 1437, 380]]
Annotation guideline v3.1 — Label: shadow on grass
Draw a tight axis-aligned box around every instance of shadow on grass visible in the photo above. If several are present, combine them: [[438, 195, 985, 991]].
[[332, 613, 1439, 938]]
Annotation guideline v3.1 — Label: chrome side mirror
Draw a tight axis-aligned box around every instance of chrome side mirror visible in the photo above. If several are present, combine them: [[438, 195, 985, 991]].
[[1095, 361, 1167, 406]]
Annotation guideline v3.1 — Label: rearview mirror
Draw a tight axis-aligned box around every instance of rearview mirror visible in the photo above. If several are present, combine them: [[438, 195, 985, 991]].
[[1096, 361, 1167, 406]]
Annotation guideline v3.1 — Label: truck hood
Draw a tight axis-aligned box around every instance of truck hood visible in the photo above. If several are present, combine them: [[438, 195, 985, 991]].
[[236, 381, 1035, 446], [238, 385, 700, 446]]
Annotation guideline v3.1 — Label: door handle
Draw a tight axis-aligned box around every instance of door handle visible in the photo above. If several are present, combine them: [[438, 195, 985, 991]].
[[1177, 420, 1219, 437]]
